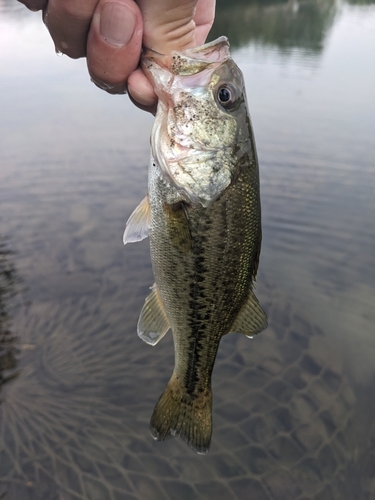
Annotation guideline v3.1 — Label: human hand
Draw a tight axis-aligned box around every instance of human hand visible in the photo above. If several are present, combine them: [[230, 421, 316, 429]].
[[18, 0, 215, 112]]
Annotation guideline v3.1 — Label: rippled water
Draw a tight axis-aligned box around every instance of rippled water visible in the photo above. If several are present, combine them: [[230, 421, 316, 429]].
[[1, 0, 375, 498]]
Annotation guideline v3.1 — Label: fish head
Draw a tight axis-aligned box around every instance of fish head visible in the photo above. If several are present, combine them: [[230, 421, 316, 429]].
[[142, 37, 253, 207]]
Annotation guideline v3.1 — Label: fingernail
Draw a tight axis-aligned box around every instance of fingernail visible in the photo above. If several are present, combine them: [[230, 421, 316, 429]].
[[100, 2, 136, 47]]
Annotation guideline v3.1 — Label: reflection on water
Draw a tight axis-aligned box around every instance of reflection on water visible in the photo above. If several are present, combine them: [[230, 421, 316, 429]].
[[210, 0, 336, 53], [1, 0, 375, 498]]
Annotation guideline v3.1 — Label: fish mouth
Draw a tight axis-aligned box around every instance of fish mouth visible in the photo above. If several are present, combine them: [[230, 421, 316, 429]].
[[142, 36, 230, 77]]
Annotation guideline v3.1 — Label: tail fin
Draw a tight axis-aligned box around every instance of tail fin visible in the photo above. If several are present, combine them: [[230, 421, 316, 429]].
[[150, 376, 212, 454]]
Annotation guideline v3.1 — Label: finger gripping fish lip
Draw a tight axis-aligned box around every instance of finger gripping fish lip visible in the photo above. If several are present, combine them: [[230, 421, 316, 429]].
[[142, 36, 231, 77]]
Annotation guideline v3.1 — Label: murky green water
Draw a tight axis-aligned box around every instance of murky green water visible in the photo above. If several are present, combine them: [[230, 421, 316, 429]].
[[1, 0, 375, 498]]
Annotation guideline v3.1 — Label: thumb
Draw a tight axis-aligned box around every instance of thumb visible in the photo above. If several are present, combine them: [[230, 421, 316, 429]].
[[87, 0, 143, 94], [136, 0, 199, 54]]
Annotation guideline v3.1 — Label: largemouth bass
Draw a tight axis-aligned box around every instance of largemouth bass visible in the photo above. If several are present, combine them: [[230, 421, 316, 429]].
[[124, 37, 267, 454]]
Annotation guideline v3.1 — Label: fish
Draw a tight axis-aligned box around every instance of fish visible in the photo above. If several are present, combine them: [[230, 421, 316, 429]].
[[123, 36, 267, 454]]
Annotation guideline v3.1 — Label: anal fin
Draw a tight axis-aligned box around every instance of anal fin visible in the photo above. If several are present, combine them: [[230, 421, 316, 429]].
[[230, 290, 268, 337], [137, 285, 170, 345], [123, 195, 150, 245]]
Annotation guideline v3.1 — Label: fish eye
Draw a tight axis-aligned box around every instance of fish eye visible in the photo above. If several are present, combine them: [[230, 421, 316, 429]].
[[219, 87, 231, 102], [216, 84, 239, 110]]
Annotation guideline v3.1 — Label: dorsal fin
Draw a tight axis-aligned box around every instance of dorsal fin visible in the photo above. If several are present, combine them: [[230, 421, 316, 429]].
[[229, 289, 267, 337], [137, 285, 170, 345], [123, 195, 150, 245]]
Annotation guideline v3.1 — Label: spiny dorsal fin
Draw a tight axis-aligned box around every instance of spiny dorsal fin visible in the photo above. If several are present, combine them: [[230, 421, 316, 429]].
[[123, 195, 150, 245], [230, 289, 268, 337], [137, 284, 170, 345]]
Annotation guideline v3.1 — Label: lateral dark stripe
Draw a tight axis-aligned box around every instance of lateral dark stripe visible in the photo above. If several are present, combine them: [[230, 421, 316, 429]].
[[184, 205, 226, 396]]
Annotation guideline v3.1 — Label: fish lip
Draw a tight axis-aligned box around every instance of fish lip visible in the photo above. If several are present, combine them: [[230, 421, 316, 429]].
[[142, 36, 230, 77], [172, 36, 230, 62]]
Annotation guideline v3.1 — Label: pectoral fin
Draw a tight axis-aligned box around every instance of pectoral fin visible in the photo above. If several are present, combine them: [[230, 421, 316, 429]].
[[123, 195, 150, 245], [137, 285, 170, 345], [230, 290, 268, 337]]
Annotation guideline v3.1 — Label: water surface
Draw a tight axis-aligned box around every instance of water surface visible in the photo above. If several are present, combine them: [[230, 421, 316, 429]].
[[1, 0, 375, 498]]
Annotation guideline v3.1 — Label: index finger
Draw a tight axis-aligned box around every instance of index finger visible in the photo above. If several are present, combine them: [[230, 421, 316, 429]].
[[43, 0, 100, 58]]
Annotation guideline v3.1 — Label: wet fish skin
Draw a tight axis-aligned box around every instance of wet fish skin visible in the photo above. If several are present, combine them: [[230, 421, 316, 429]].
[[124, 37, 267, 454]]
